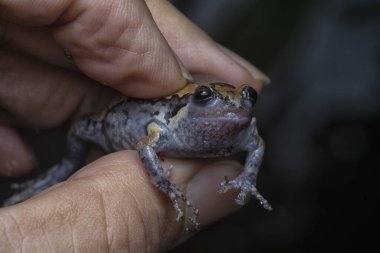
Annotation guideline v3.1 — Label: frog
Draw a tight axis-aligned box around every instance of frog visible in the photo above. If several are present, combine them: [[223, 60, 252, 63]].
[[2, 82, 272, 226]]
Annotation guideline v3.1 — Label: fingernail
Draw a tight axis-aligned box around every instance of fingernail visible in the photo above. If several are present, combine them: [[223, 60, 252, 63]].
[[218, 45, 271, 85], [170, 48, 194, 82], [178, 59, 194, 83], [187, 161, 243, 226]]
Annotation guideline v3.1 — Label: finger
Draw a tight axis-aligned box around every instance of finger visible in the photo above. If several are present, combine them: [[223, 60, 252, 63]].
[[0, 21, 76, 70], [0, 50, 116, 128], [146, 1, 270, 90], [218, 45, 271, 91], [0, 151, 243, 252], [0, 126, 35, 177], [0, 0, 188, 98]]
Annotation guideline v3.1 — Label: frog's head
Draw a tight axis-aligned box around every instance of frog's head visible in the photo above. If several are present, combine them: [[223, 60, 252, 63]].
[[168, 83, 257, 152], [168, 82, 258, 152], [185, 82, 258, 121]]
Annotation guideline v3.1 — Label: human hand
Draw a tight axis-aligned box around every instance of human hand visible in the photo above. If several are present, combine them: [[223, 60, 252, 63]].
[[0, 0, 269, 252]]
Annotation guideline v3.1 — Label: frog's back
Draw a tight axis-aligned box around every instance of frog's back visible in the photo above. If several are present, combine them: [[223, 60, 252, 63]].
[[101, 96, 188, 151]]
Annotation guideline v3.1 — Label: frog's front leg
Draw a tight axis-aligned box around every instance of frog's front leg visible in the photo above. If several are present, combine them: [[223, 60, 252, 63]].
[[137, 122, 199, 227], [218, 118, 272, 211]]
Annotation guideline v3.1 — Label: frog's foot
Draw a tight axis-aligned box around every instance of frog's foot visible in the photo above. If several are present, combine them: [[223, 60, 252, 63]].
[[157, 179, 200, 229], [218, 176, 272, 211]]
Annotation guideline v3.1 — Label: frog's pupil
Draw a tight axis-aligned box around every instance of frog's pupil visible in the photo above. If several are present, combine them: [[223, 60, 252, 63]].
[[199, 90, 209, 98], [195, 86, 214, 104]]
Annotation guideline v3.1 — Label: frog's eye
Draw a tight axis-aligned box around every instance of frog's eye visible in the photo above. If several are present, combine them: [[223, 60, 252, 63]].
[[241, 86, 258, 105], [194, 86, 215, 104]]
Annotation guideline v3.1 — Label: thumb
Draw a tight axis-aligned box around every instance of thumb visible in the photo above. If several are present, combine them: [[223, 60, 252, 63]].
[[0, 151, 242, 253]]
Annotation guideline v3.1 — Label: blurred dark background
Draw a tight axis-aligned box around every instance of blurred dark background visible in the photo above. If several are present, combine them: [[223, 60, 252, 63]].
[[1, 0, 379, 252]]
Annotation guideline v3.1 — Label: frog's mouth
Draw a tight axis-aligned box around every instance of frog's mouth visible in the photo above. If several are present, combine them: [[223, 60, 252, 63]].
[[202, 108, 253, 121], [197, 109, 253, 123]]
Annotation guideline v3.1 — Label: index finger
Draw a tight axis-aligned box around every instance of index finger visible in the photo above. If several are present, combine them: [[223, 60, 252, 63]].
[[0, 0, 187, 98]]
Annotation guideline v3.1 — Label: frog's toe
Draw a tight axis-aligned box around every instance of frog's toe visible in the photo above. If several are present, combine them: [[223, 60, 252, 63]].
[[218, 177, 272, 211], [164, 183, 199, 229], [218, 178, 252, 205], [168, 193, 184, 221], [236, 186, 272, 210], [250, 186, 272, 210], [235, 189, 249, 205], [217, 176, 235, 193]]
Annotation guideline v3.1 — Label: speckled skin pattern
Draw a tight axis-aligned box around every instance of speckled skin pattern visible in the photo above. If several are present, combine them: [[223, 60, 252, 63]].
[[2, 82, 272, 225]]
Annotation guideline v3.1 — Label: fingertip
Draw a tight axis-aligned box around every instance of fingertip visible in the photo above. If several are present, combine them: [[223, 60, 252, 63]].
[[217, 45, 270, 91], [147, 1, 265, 91]]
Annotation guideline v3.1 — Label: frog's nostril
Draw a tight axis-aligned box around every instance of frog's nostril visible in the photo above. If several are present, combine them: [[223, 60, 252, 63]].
[[241, 86, 258, 105]]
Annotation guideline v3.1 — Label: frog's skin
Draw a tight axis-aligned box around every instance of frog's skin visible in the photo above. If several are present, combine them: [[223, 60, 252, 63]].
[[2, 82, 272, 226]]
